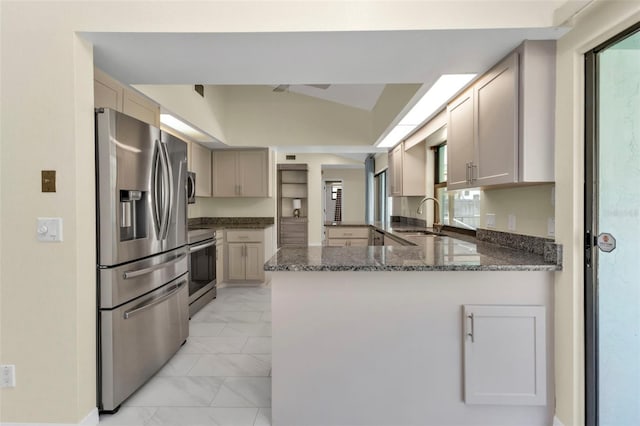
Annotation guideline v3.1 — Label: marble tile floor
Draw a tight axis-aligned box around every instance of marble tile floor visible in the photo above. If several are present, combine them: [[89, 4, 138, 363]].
[[99, 285, 272, 426]]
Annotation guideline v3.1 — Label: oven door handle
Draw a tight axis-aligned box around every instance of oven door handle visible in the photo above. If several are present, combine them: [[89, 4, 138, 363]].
[[189, 240, 216, 253], [122, 253, 187, 279], [124, 280, 187, 319]]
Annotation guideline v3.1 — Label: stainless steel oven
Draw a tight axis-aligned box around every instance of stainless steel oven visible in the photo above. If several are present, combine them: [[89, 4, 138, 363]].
[[187, 229, 217, 316]]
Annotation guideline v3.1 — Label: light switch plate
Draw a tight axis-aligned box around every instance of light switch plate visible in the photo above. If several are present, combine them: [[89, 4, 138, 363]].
[[508, 214, 516, 231], [0, 365, 15, 388], [486, 213, 496, 229], [548, 217, 555, 237], [37, 217, 63, 242]]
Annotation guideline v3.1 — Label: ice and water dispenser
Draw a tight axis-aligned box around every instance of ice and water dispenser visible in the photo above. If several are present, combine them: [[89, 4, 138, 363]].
[[120, 190, 147, 241]]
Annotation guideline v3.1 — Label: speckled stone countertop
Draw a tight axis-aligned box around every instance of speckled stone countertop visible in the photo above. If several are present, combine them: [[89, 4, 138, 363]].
[[189, 217, 274, 230], [266, 222, 561, 272]]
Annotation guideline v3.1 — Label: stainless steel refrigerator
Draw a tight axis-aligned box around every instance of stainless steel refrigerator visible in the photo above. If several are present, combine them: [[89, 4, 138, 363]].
[[95, 108, 189, 412]]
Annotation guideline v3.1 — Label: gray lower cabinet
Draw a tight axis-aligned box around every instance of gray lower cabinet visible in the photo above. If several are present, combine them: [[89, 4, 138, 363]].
[[226, 230, 264, 282], [463, 304, 547, 406]]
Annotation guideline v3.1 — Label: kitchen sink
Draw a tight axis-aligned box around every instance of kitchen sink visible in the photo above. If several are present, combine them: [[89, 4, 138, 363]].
[[395, 230, 445, 237]]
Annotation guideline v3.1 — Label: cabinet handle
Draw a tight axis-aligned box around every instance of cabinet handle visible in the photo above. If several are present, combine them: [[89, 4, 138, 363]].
[[467, 313, 475, 342], [471, 164, 477, 182]]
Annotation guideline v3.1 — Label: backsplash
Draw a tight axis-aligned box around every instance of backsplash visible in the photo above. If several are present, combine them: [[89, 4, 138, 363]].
[[476, 228, 562, 266], [390, 215, 427, 228]]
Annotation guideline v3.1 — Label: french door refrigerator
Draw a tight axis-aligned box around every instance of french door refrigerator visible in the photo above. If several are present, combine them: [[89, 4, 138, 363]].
[[95, 108, 189, 412]]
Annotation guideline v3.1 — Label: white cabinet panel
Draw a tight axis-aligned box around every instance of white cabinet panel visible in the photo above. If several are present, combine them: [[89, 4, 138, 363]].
[[190, 142, 212, 197], [463, 304, 546, 406]]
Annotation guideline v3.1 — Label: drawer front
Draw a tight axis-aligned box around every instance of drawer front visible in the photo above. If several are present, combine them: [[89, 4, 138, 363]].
[[226, 229, 263, 243], [327, 238, 368, 247], [347, 238, 369, 247], [100, 275, 189, 411], [326, 227, 369, 239]]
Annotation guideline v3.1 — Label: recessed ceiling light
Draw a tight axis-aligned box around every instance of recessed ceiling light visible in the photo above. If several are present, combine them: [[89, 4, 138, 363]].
[[376, 73, 476, 148]]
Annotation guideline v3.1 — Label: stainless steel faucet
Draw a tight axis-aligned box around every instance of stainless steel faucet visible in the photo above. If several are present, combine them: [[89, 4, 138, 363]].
[[416, 197, 442, 231]]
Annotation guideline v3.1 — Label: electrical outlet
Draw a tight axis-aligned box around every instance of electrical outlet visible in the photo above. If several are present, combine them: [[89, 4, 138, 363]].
[[486, 213, 496, 228], [508, 214, 516, 231], [1, 364, 16, 388]]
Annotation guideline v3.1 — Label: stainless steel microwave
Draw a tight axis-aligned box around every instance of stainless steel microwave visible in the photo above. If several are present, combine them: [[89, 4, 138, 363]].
[[187, 171, 196, 204]]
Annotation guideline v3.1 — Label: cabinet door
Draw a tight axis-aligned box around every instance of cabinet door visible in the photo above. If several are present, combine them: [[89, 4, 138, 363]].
[[227, 243, 246, 280], [216, 238, 224, 285], [347, 238, 369, 247], [244, 243, 264, 281], [94, 68, 124, 111], [238, 150, 268, 197], [327, 238, 348, 247], [212, 151, 238, 197], [447, 87, 475, 190], [122, 89, 161, 127], [191, 143, 212, 197], [474, 52, 519, 186], [463, 305, 546, 406], [388, 145, 403, 196]]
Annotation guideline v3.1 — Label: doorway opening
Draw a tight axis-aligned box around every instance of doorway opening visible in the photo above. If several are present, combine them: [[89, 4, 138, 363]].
[[585, 22, 640, 426], [323, 180, 343, 223]]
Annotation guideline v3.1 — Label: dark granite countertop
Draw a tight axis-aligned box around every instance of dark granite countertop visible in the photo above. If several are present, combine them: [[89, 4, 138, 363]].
[[189, 217, 274, 230], [266, 221, 561, 272]]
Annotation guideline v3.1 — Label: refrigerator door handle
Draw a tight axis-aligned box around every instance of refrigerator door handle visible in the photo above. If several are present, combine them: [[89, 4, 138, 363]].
[[160, 141, 174, 240], [122, 253, 187, 279], [123, 280, 187, 319], [156, 140, 170, 240], [152, 141, 163, 237]]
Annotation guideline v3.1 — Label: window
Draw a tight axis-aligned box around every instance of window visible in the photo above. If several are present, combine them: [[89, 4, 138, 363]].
[[374, 171, 389, 223], [434, 143, 480, 230]]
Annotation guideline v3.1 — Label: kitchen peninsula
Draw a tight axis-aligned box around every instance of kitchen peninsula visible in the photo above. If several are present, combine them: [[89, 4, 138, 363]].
[[265, 225, 560, 426]]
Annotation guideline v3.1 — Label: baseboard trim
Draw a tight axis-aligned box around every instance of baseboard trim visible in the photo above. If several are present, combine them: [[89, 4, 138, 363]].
[[1, 407, 99, 426], [553, 415, 565, 426]]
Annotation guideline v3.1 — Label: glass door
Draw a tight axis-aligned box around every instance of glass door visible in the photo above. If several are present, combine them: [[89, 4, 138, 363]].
[[585, 24, 640, 426]]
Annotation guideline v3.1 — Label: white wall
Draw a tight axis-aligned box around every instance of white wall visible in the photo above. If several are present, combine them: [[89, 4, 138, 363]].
[[554, 2, 640, 424], [481, 184, 555, 238], [322, 167, 366, 223], [135, 84, 227, 143], [1, 0, 630, 423]]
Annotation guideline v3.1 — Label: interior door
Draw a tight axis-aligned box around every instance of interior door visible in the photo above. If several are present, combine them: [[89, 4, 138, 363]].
[[585, 24, 640, 426]]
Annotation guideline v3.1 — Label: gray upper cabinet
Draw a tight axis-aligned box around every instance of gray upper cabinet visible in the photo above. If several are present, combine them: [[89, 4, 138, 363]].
[[212, 149, 270, 198], [388, 144, 403, 196], [474, 52, 519, 187], [447, 87, 475, 190], [190, 142, 212, 197], [388, 142, 426, 197], [447, 40, 555, 190]]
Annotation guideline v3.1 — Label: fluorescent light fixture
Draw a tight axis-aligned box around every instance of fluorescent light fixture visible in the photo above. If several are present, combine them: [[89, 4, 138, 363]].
[[160, 113, 211, 143], [377, 125, 415, 148], [376, 73, 476, 148]]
